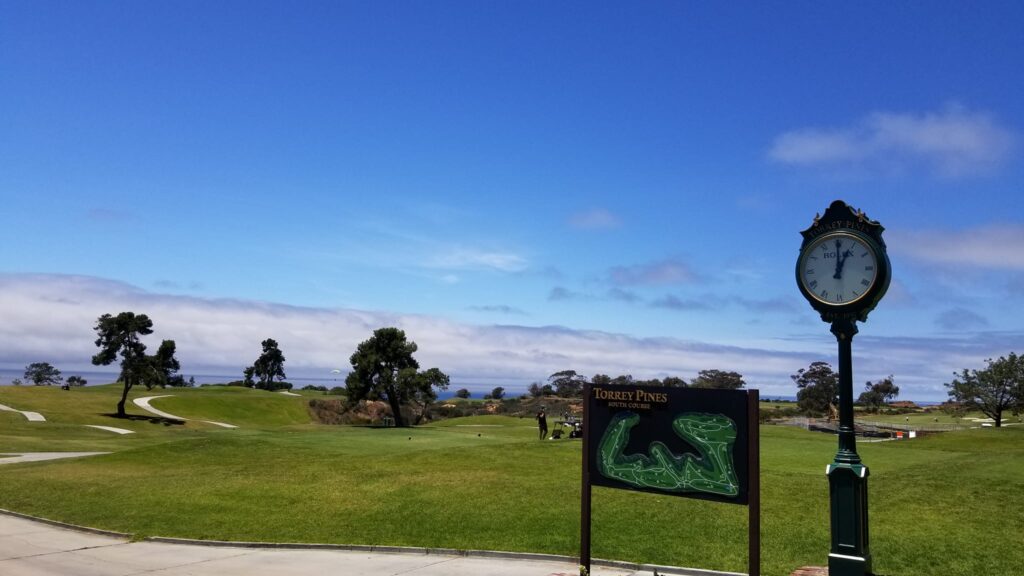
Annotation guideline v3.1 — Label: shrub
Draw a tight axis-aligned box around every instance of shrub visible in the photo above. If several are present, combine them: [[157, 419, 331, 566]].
[[260, 381, 293, 392]]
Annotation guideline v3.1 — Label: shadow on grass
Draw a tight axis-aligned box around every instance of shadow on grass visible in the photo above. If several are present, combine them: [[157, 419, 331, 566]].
[[100, 413, 185, 426]]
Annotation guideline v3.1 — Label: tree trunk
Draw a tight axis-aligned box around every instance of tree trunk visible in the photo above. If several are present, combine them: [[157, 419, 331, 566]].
[[385, 386, 406, 427], [117, 377, 131, 417], [995, 413, 1002, 427]]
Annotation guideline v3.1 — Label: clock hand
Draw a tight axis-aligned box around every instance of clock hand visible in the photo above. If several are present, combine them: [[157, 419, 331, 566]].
[[833, 239, 844, 279], [837, 251, 852, 279]]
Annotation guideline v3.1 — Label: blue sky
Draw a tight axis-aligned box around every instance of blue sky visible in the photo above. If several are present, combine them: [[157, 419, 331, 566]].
[[2, 1, 1023, 399]]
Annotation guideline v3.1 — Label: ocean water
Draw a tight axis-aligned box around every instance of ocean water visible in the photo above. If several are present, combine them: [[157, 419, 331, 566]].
[[0, 367, 345, 389], [0, 369, 941, 404], [0, 368, 486, 399]]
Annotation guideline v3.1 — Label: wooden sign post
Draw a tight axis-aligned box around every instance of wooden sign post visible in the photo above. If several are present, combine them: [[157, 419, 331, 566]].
[[580, 384, 760, 575]]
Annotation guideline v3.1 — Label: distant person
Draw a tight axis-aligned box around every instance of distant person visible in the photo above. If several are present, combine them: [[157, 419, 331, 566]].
[[537, 409, 548, 440]]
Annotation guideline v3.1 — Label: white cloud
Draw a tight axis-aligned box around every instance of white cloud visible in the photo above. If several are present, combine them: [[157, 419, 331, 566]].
[[568, 208, 622, 230], [548, 286, 584, 301], [891, 224, 1024, 270], [650, 294, 714, 311], [608, 259, 699, 286], [935, 308, 989, 331], [428, 248, 528, 273], [4, 273, 1019, 400], [468, 305, 527, 316], [0, 274, 806, 395], [769, 105, 1015, 177]]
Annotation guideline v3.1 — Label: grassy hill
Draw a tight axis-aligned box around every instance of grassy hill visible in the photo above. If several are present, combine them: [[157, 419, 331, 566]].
[[1, 385, 1022, 575]]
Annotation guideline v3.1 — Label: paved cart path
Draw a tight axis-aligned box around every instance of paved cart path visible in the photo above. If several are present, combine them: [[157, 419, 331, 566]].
[[133, 395, 238, 428], [0, 512, 735, 576], [0, 403, 45, 422], [83, 425, 135, 435], [0, 452, 110, 466]]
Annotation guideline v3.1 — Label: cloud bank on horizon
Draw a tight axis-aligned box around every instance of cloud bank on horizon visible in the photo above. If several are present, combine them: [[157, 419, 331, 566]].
[[3, 273, 1019, 400]]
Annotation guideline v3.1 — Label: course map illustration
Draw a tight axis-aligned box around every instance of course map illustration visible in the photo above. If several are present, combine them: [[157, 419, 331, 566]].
[[597, 411, 739, 497]]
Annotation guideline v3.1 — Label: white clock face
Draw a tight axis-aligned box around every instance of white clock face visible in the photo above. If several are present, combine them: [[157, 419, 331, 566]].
[[799, 233, 878, 306]]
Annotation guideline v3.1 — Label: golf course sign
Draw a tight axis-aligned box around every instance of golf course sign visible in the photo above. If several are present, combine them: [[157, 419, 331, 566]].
[[579, 383, 761, 575], [588, 385, 751, 503]]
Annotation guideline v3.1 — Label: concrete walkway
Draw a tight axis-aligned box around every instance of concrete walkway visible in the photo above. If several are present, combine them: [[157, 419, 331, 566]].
[[0, 452, 110, 466], [0, 511, 733, 576], [133, 395, 238, 429], [0, 403, 45, 422], [84, 425, 135, 435]]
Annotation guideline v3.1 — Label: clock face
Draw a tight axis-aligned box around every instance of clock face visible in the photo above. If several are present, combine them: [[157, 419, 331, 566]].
[[798, 232, 879, 306]]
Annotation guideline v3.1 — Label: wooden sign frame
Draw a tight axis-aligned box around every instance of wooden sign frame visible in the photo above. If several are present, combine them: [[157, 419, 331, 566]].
[[580, 384, 760, 576]]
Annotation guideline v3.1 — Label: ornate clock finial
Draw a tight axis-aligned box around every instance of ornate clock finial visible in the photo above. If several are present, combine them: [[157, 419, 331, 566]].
[[812, 212, 821, 227]]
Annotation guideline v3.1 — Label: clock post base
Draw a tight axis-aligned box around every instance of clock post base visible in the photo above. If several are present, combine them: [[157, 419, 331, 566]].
[[827, 462, 872, 576]]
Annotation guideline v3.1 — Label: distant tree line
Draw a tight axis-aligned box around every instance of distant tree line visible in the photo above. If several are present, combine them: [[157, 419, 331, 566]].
[[945, 352, 1024, 427], [792, 354, 1024, 426], [15, 362, 86, 389], [793, 363, 903, 417], [62, 311, 1024, 428], [524, 368, 745, 399], [452, 385, 507, 399]]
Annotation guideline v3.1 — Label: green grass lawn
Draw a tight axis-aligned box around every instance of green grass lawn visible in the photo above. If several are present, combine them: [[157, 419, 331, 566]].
[[2, 385, 1022, 575], [856, 409, 1016, 427]]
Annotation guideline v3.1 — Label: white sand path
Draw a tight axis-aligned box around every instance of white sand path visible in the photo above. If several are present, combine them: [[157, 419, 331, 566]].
[[0, 403, 45, 422], [277, 390, 300, 397], [133, 396, 238, 429], [0, 452, 110, 465], [83, 425, 134, 435], [0, 403, 131, 433]]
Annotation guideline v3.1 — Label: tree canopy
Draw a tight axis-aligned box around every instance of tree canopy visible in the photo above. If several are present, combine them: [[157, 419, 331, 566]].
[[534, 371, 694, 393], [24, 362, 62, 386], [65, 375, 88, 387], [141, 339, 181, 389], [247, 338, 288, 390], [857, 376, 899, 412], [345, 327, 449, 427], [404, 366, 450, 424], [793, 361, 838, 416], [490, 386, 505, 400], [946, 353, 1023, 427], [690, 369, 745, 390], [548, 370, 586, 397], [454, 388, 471, 399], [528, 382, 554, 397], [661, 376, 688, 388], [92, 312, 154, 417]]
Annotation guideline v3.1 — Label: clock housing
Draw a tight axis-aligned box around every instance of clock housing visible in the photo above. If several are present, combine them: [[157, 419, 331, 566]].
[[796, 201, 890, 323]]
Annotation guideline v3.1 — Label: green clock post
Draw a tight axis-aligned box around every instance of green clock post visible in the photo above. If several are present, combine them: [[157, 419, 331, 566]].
[[796, 200, 891, 576]]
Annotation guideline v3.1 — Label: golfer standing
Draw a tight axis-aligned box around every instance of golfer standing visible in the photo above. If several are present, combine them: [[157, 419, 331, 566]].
[[536, 409, 548, 440]]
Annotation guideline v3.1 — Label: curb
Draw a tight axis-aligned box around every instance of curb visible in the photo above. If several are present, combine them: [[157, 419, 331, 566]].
[[0, 508, 131, 539], [1, 509, 742, 576]]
